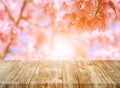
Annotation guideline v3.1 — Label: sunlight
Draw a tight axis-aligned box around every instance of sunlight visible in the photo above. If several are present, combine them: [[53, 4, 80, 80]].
[[51, 35, 75, 60]]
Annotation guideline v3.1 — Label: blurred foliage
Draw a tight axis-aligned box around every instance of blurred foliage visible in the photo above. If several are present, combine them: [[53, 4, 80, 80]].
[[0, 0, 120, 60]]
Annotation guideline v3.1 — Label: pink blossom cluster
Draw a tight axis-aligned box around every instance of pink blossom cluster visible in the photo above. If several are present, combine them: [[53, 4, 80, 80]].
[[0, 0, 120, 60]]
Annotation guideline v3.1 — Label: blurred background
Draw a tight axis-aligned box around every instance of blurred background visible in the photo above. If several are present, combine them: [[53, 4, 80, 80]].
[[0, 0, 120, 60]]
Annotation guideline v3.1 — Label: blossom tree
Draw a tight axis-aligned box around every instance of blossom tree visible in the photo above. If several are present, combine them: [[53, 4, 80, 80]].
[[0, 0, 120, 60]]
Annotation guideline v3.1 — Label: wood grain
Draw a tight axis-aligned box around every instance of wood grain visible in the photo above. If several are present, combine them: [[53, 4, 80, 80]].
[[0, 60, 120, 88], [30, 61, 63, 88], [0, 61, 39, 88], [76, 61, 116, 88], [63, 61, 79, 88]]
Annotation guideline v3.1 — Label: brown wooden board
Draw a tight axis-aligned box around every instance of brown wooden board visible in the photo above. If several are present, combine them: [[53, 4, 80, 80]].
[[0, 60, 120, 88], [30, 61, 63, 88], [0, 61, 39, 88]]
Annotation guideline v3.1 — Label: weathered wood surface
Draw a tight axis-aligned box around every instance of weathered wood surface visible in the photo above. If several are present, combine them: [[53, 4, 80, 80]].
[[0, 60, 120, 88]]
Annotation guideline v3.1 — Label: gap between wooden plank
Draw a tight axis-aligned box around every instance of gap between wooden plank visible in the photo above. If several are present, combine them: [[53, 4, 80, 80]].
[[29, 60, 63, 88], [0, 61, 39, 88], [63, 61, 79, 88], [0, 61, 20, 82]]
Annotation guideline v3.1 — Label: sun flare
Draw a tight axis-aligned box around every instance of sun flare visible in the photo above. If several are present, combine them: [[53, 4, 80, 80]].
[[51, 35, 75, 60]]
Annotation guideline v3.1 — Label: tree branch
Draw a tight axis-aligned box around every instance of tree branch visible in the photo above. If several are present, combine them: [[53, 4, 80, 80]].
[[0, 0, 28, 59], [1, 0, 15, 22], [16, 0, 27, 25], [0, 37, 14, 59]]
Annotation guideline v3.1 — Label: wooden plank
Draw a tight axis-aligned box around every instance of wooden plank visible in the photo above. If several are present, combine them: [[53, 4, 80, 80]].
[[0, 61, 39, 88], [30, 60, 63, 88], [0, 61, 22, 88], [98, 61, 120, 87], [0, 60, 120, 88], [63, 61, 79, 88], [0, 60, 6, 67], [0, 61, 19, 82], [76, 61, 95, 88], [76, 61, 118, 88]]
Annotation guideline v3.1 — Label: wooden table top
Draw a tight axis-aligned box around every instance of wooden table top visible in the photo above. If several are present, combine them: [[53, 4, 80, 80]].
[[0, 60, 120, 88]]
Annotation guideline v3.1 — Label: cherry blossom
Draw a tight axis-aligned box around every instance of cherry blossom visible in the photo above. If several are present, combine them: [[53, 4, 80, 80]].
[[0, 0, 120, 60]]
